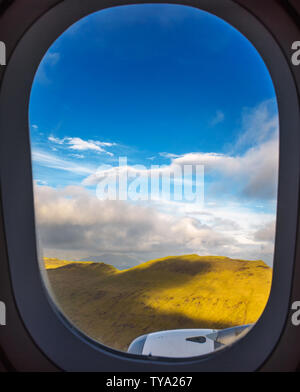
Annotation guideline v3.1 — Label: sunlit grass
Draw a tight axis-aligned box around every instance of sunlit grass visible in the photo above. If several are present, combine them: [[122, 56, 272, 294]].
[[44, 257, 94, 269], [44, 255, 272, 352]]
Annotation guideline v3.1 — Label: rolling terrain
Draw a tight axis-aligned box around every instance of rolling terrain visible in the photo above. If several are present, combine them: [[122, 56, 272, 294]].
[[44, 255, 272, 352]]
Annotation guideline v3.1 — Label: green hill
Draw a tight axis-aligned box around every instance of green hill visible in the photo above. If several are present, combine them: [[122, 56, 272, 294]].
[[44, 255, 272, 352]]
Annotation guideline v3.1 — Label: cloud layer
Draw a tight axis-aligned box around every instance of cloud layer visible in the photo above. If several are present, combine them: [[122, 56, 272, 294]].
[[34, 184, 276, 267], [82, 135, 278, 202]]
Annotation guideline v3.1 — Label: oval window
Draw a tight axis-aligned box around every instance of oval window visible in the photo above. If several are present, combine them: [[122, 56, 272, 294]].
[[29, 3, 278, 357]]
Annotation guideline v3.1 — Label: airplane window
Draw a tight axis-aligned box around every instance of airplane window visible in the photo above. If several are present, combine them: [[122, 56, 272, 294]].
[[28, 3, 278, 358]]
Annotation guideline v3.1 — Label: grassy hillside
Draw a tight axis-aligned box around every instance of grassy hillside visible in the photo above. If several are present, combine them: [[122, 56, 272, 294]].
[[44, 255, 272, 352], [44, 258, 94, 269]]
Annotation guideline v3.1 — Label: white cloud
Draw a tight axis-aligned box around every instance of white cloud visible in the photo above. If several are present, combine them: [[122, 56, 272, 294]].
[[35, 179, 48, 186], [48, 136, 116, 156], [66, 137, 114, 155], [70, 153, 85, 159], [48, 136, 65, 144], [159, 152, 181, 159], [35, 52, 60, 84], [234, 99, 278, 151], [210, 110, 225, 126], [173, 136, 278, 200], [45, 52, 60, 66], [32, 150, 94, 175]]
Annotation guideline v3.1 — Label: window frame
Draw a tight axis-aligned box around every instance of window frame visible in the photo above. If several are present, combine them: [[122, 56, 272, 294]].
[[0, 0, 300, 371]]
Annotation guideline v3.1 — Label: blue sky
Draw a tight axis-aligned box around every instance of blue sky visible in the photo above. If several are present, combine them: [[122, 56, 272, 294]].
[[29, 4, 279, 267]]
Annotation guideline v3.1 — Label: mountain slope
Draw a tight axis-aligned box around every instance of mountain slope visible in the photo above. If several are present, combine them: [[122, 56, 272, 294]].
[[44, 255, 272, 352]]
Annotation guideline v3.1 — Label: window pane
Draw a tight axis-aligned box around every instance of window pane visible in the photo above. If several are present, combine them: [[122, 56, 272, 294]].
[[29, 4, 278, 358]]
